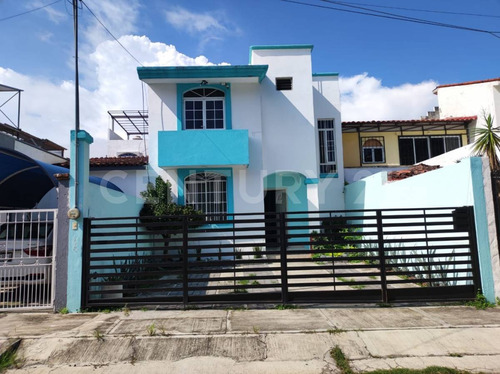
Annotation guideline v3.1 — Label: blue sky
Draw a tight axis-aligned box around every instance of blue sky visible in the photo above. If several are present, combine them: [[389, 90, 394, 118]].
[[0, 0, 499, 155]]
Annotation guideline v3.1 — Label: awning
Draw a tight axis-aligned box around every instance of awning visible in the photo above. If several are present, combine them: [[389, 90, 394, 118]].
[[0, 147, 123, 209]]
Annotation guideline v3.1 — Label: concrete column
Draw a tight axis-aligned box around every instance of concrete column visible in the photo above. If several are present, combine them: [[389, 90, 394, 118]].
[[67, 130, 93, 312], [54, 174, 70, 311], [471, 157, 498, 301]]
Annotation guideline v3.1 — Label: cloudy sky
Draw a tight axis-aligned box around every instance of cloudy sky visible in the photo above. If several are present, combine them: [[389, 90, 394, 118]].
[[0, 0, 499, 156]]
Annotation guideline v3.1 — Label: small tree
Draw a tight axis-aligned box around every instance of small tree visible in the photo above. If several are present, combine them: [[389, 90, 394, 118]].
[[472, 113, 500, 171], [139, 176, 204, 243]]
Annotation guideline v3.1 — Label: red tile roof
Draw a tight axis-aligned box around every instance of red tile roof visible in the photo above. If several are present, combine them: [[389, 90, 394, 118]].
[[388, 164, 441, 182], [434, 77, 500, 91], [342, 116, 477, 125], [58, 156, 148, 168]]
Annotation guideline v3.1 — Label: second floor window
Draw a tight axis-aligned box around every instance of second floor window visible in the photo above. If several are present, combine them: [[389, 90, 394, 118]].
[[184, 88, 225, 130], [362, 137, 385, 163], [318, 119, 336, 174], [399, 135, 461, 165]]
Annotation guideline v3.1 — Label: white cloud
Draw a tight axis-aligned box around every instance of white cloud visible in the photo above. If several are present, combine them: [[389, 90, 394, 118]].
[[37, 31, 53, 43], [340, 73, 438, 121], [164, 6, 240, 51], [0, 36, 223, 157], [29, 0, 66, 24]]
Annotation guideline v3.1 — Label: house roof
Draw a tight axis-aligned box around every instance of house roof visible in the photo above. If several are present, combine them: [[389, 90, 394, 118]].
[[137, 65, 269, 83], [388, 164, 441, 182], [342, 116, 476, 133], [58, 156, 149, 169], [0, 122, 66, 152], [434, 77, 500, 92]]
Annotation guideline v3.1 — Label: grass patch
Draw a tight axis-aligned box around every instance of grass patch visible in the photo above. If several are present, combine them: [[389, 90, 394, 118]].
[[275, 304, 299, 310], [327, 328, 347, 335], [58, 307, 69, 314], [330, 345, 479, 374], [330, 346, 353, 374], [0, 340, 21, 373], [465, 291, 496, 310]]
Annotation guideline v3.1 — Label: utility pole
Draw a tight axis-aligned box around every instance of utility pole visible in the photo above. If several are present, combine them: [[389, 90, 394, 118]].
[[73, 0, 80, 210]]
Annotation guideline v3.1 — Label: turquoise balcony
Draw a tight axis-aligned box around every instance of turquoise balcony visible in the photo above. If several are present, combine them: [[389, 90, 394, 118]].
[[158, 130, 249, 168]]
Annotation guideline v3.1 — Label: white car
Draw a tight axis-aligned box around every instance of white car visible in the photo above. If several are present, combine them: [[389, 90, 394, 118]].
[[0, 222, 54, 287]]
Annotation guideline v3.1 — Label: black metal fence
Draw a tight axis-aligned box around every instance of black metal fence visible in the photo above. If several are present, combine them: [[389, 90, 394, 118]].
[[82, 207, 481, 308]]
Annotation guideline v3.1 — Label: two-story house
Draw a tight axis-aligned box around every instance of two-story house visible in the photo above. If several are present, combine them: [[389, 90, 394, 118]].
[[137, 45, 344, 218]]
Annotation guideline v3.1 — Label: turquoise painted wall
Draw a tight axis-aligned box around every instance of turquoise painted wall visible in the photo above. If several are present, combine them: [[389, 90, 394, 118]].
[[158, 130, 249, 168], [345, 157, 496, 301], [264, 172, 308, 245]]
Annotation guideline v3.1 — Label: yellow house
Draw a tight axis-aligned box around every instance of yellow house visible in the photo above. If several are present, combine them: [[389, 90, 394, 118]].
[[342, 117, 476, 168]]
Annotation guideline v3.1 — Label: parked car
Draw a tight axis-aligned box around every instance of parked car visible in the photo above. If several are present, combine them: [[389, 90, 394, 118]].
[[0, 222, 54, 287]]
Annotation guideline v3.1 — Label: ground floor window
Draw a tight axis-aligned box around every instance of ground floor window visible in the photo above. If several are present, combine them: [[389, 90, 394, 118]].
[[362, 137, 385, 163], [399, 135, 461, 165], [185, 172, 227, 220]]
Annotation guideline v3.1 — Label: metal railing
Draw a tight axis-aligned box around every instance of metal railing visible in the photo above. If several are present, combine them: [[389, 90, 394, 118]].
[[82, 207, 480, 308], [0, 209, 57, 310]]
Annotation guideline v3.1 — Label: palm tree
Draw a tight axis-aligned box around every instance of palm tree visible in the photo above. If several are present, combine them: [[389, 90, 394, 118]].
[[472, 113, 500, 171]]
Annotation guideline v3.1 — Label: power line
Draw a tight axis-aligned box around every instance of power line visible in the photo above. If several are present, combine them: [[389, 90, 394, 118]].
[[281, 0, 500, 39], [331, 0, 500, 19], [80, 0, 144, 66], [0, 0, 63, 22]]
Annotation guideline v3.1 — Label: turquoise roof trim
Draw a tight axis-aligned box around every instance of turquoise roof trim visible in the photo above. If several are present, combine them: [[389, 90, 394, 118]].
[[313, 72, 339, 77], [138, 65, 268, 82], [250, 44, 314, 51]]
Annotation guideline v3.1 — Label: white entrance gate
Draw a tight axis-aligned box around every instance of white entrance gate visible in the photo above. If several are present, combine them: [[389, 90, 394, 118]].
[[0, 209, 57, 310]]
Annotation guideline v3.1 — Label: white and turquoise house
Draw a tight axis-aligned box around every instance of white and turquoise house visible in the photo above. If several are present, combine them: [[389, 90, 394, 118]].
[[137, 45, 344, 219]]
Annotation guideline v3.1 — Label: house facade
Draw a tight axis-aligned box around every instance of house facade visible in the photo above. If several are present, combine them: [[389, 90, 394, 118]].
[[342, 117, 475, 182], [137, 45, 344, 217]]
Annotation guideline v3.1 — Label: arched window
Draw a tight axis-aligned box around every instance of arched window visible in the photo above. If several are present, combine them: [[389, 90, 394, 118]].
[[185, 172, 227, 220], [183, 88, 225, 130], [362, 137, 385, 163]]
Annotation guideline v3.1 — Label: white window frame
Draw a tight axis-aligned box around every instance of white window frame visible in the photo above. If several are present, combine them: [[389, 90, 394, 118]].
[[183, 89, 225, 130], [184, 172, 227, 220], [318, 119, 336, 174], [362, 137, 385, 164]]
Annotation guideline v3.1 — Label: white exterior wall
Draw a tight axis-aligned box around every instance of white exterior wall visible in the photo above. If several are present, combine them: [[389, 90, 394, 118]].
[[107, 138, 147, 157], [251, 49, 318, 177], [145, 83, 178, 198], [231, 83, 265, 213], [312, 76, 345, 210], [437, 81, 500, 132]]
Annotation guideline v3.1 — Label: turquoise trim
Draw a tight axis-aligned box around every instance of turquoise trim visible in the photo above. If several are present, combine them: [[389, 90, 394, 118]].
[[177, 168, 234, 215], [250, 44, 314, 51], [320, 173, 339, 178], [313, 72, 339, 77], [138, 65, 268, 83], [305, 178, 319, 185], [176, 83, 232, 131], [470, 157, 496, 302], [158, 129, 249, 167]]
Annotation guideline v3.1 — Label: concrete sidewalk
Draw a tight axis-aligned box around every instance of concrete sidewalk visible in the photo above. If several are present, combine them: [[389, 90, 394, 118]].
[[1, 306, 500, 373]]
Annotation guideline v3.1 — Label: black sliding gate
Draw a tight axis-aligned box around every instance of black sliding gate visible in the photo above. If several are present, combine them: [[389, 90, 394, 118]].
[[82, 207, 481, 308]]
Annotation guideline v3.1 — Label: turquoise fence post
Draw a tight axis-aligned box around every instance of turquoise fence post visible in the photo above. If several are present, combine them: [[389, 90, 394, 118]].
[[67, 130, 93, 312]]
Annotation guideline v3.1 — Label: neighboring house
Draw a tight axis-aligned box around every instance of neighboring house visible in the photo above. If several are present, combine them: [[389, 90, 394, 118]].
[[135, 44, 344, 217], [434, 77, 500, 133], [0, 122, 66, 165], [59, 155, 150, 198], [342, 116, 475, 183]]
